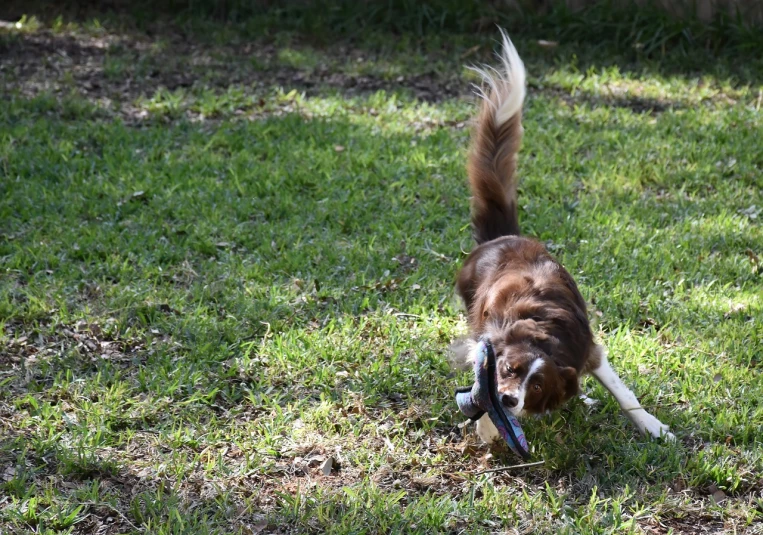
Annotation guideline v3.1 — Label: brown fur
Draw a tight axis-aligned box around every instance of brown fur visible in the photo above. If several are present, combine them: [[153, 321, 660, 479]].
[[454, 35, 673, 442], [456, 77, 594, 415]]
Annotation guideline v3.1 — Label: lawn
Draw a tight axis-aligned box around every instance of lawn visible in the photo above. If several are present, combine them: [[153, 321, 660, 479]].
[[1, 3, 762, 534]]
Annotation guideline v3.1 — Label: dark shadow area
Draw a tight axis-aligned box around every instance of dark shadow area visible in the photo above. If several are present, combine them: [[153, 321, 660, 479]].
[[1, 398, 756, 534], [0, 427, 277, 534], [1, 0, 762, 92], [0, 21, 726, 133]]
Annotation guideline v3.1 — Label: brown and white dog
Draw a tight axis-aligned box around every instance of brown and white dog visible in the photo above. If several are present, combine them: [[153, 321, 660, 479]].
[[452, 31, 674, 444]]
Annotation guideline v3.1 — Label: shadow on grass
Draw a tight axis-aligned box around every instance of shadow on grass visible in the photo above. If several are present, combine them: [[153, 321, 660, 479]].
[[0, 1, 761, 115], [0, 397, 749, 534], [0, 427, 271, 534]]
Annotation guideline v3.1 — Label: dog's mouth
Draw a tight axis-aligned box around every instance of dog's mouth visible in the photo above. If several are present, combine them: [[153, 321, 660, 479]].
[[497, 390, 526, 417]]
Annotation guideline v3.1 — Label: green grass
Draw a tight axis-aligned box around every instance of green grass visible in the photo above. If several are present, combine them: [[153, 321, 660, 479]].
[[1, 8, 763, 535]]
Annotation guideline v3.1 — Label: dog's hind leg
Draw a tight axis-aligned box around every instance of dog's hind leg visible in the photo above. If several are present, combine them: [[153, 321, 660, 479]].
[[590, 345, 675, 441]]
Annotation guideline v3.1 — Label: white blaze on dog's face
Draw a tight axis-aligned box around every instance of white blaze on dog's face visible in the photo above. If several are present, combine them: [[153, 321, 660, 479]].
[[491, 339, 579, 417], [498, 354, 544, 415]]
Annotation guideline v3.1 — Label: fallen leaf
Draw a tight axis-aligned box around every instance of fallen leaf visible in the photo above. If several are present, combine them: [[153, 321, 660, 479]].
[[412, 476, 439, 488], [740, 205, 760, 219], [2, 465, 16, 481], [320, 457, 333, 476], [725, 303, 747, 318], [460, 44, 481, 59], [537, 40, 559, 49]]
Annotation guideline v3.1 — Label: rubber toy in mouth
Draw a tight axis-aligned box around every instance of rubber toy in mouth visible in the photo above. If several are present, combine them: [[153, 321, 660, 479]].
[[455, 337, 530, 459]]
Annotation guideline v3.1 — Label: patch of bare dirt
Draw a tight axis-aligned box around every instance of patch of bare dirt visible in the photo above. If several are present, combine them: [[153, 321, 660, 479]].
[[534, 82, 679, 115], [1, 24, 693, 128], [0, 27, 467, 121], [1, 318, 146, 378]]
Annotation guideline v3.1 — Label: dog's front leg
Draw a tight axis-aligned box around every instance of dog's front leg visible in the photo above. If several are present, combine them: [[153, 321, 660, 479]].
[[590, 345, 675, 441], [475, 413, 502, 444]]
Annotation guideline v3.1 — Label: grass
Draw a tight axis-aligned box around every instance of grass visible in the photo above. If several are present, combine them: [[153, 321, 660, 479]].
[[1, 5, 763, 534]]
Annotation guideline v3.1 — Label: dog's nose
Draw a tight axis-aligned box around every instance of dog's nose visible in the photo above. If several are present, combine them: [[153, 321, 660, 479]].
[[501, 394, 518, 408]]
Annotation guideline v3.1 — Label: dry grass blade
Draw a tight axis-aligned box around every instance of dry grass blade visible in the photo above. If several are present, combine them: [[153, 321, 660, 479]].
[[473, 460, 546, 475]]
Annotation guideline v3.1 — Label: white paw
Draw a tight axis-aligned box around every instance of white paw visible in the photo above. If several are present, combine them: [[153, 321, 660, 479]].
[[476, 414, 501, 444], [632, 410, 675, 442]]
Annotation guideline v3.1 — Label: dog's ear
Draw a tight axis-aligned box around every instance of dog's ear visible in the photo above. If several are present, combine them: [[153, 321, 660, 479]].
[[558, 366, 579, 399]]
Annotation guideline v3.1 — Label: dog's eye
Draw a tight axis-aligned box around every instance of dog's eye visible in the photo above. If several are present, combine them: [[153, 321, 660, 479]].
[[532, 384, 542, 393], [505, 366, 517, 378]]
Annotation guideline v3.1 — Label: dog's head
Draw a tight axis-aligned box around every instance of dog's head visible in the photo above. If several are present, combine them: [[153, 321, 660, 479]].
[[487, 319, 579, 416]]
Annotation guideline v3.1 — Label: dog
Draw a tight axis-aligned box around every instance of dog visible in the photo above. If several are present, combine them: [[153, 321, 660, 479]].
[[451, 30, 674, 444]]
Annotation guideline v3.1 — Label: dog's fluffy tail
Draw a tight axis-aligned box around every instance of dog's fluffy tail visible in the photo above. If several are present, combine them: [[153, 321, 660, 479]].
[[468, 30, 526, 244]]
